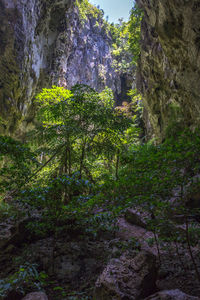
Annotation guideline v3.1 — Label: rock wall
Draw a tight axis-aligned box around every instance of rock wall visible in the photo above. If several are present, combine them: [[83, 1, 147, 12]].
[[0, 0, 72, 133], [0, 0, 126, 135], [52, 6, 121, 95], [137, 0, 200, 140]]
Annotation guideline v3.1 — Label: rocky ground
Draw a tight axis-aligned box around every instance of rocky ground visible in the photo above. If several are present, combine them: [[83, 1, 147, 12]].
[[0, 206, 200, 300]]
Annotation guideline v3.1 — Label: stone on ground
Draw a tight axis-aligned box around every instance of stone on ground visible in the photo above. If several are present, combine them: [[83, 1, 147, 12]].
[[94, 250, 157, 300], [22, 292, 48, 300], [124, 208, 147, 228], [144, 289, 200, 300]]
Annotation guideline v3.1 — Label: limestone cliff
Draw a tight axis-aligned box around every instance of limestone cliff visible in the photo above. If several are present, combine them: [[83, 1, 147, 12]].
[[0, 0, 129, 135], [137, 0, 200, 140], [0, 0, 73, 133], [52, 5, 121, 95]]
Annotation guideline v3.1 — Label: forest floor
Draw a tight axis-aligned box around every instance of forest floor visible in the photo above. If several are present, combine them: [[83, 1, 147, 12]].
[[0, 205, 200, 300]]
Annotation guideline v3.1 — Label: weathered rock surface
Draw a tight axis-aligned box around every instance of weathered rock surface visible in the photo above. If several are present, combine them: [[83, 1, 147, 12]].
[[125, 208, 147, 228], [53, 6, 121, 96], [94, 250, 157, 300], [144, 289, 200, 300], [25, 237, 113, 287], [0, 217, 35, 250], [137, 0, 200, 140], [117, 217, 157, 255], [22, 292, 48, 300], [0, 0, 72, 133], [0, 222, 14, 249]]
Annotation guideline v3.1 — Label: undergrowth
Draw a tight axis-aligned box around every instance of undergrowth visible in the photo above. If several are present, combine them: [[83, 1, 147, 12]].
[[1, 84, 200, 295]]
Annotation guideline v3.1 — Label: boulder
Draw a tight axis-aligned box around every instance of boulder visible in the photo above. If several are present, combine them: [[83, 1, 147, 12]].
[[4, 290, 23, 300], [0, 217, 38, 250], [125, 208, 147, 228], [54, 255, 81, 280], [22, 292, 48, 300], [0, 222, 13, 249], [94, 251, 157, 300], [144, 289, 200, 300], [28, 238, 111, 287], [116, 218, 157, 255]]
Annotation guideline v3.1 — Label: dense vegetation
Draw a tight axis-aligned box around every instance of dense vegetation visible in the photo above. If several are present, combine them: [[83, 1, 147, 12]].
[[76, 0, 104, 23], [0, 84, 137, 230], [1, 1, 200, 299], [1, 85, 200, 296], [76, 0, 141, 70], [110, 20, 133, 74], [129, 3, 143, 65]]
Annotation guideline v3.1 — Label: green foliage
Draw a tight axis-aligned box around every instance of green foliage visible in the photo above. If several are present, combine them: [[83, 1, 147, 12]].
[[0, 136, 37, 193], [76, 0, 104, 24], [94, 128, 200, 280], [0, 201, 24, 222], [99, 129, 200, 246], [2, 82, 200, 284], [15, 84, 136, 238], [110, 20, 133, 74], [20, 176, 118, 239], [112, 237, 141, 256], [32, 84, 133, 183], [123, 130, 200, 201], [98, 87, 115, 108], [109, 3, 143, 72], [127, 89, 143, 128], [0, 263, 47, 298], [129, 3, 143, 65]]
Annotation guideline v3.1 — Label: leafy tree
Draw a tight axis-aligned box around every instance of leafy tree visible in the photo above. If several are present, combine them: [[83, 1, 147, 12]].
[[129, 3, 143, 65], [127, 88, 144, 130], [0, 136, 37, 194], [30, 85, 133, 198], [110, 20, 134, 74], [14, 84, 136, 244]]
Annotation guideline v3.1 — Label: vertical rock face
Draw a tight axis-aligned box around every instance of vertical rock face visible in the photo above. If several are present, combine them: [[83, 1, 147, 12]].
[[0, 0, 126, 135], [52, 6, 121, 95], [0, 0, 73, 133], [137, 0, 200, 140]]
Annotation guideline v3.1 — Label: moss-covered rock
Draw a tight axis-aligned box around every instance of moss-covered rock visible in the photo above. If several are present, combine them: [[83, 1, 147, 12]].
[[137, 0, 200, 140]]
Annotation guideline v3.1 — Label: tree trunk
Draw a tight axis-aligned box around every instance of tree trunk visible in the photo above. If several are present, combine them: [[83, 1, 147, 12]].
[[79, 139, 86, 179], [115, 148, 120, 180]]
